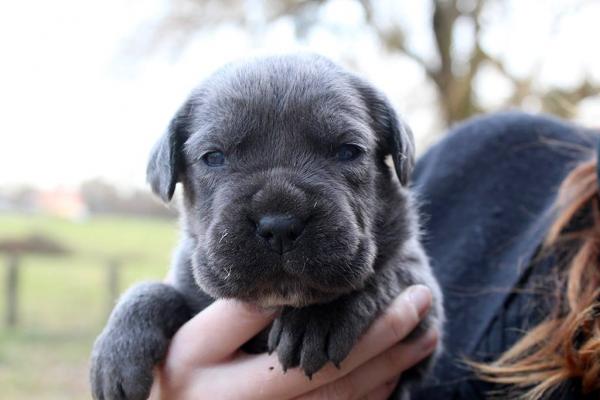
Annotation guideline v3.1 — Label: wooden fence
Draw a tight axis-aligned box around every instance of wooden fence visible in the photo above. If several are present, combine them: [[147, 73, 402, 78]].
[[1, 235, 125, 327]]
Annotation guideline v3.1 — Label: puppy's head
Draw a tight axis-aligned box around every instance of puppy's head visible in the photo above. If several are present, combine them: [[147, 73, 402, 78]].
[[147, 55, 414, 307]]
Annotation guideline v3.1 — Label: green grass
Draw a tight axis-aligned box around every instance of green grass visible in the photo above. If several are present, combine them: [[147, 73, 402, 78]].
[[0, 213, 179, 400]]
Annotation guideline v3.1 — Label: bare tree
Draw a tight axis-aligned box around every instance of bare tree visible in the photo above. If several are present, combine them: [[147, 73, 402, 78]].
[[141, 0, 599, 126]]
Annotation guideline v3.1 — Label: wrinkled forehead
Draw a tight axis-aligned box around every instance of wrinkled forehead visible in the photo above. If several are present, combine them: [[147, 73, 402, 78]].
[[186, 63, 375, 151]]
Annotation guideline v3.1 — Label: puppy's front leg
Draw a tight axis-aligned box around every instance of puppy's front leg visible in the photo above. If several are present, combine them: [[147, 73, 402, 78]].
[[90, 282, 192, 400], [267, 268, 407, 378]]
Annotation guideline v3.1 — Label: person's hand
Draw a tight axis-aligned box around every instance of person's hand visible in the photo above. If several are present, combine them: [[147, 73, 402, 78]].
[[149, 285, 438, 400]]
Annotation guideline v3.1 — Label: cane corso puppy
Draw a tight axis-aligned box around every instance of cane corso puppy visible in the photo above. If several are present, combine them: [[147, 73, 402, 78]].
[[90, 54, 443, 400]]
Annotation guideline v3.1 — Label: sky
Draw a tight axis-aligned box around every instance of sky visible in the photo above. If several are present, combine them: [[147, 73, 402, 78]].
[[1, 0, 599, 190]]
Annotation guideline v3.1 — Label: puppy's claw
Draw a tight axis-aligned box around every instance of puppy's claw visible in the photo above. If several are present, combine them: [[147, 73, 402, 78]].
[[267, 318, 283, 354], [270, 304, 366, 379]]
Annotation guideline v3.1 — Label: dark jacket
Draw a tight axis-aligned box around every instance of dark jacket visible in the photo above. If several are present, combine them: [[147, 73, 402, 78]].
[[409, 113, 598, 399]]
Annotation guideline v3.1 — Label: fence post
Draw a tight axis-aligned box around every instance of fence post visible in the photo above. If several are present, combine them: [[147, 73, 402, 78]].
[[6, 254, 19, 327], [107, 258, 121, 315]]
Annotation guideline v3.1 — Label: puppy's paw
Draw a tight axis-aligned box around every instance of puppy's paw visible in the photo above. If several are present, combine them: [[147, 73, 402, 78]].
[[268, 303, 366, 378], [90, 327, 166, 400]]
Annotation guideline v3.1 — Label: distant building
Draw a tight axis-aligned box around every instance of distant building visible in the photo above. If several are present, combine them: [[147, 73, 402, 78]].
[[36, 188, 88, 220]]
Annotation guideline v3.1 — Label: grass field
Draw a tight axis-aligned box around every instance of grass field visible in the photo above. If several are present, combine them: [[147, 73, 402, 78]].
[[0, 213, 179, 400]]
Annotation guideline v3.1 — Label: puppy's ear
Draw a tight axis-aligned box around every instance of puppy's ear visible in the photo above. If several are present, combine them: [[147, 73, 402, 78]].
[[387, 110, 415, 186], [146, 102, 192, 202], [352, 78, 415, 185]]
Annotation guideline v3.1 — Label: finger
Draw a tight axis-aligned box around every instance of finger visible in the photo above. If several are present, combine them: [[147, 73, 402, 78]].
[[344, 329, 437, 399], [295, 329, 436, 400], [330, 285, 432, 373], [168, 299, 276, 366], [215, 285, 432, 400], [362, 377, 400, 400], [293, 374, 400, 400]]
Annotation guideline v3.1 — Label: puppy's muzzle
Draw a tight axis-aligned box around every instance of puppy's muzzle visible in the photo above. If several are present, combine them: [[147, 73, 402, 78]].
[[255, 214, 305, 254]]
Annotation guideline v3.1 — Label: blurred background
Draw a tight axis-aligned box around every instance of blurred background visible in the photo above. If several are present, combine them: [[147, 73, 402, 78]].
[[1, 0, 599, 398]]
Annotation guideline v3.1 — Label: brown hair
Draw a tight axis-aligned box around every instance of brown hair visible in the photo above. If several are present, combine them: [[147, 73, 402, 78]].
[[472, 159, 600, 399]]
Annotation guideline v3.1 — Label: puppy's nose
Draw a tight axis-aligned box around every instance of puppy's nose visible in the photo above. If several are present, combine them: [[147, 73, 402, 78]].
[[256, 214, 305, 254]]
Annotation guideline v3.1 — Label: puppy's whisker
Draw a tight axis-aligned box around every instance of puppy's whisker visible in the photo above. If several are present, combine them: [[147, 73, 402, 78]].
[[222, 265, 233, 280], [219, 231, 229, 243]]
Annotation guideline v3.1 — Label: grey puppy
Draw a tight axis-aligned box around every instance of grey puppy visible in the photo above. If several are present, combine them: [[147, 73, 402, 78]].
[[90, 54, 443, 400]]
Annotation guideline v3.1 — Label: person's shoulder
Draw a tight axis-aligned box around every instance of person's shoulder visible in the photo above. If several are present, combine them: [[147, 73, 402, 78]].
[[413, 112, 597, 187], [449, 111, 592, 149]]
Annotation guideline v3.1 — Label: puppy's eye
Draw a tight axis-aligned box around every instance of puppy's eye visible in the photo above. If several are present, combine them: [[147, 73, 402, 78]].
[[202, 151, 225, 167], [336, 144, 363, 162]]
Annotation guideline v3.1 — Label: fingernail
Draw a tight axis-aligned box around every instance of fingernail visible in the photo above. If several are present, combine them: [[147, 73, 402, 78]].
[[406, 285, 432, 317]]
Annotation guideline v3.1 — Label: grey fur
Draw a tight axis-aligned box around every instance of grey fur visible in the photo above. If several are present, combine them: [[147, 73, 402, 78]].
[[90, 54, 443, 400]]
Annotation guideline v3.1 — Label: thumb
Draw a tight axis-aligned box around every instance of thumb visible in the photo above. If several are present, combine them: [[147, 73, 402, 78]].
[[167, 299, 276, 365]]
